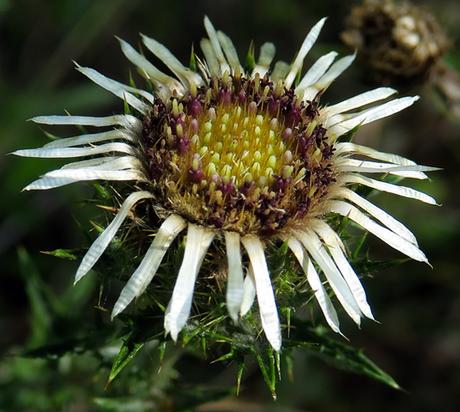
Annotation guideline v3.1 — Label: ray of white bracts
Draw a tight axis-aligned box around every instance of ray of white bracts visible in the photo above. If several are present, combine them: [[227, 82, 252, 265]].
[[112, 214, 187, 318], [327, 200, 429, 263], [294, 229, 363, 325], [22, 156, 144, 190], [287, 237, 341, 334], [14, 112, 146, 191]]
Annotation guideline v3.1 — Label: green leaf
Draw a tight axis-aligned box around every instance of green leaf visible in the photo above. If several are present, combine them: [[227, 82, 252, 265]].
[[108, 336, 145, 385], [41, 248, 79, 260], [286, 319, 401, 389], [317, 341, 401, 389]]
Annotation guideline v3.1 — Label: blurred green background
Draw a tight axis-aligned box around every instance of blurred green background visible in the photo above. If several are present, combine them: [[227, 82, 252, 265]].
[[1, 0, 459, 411]]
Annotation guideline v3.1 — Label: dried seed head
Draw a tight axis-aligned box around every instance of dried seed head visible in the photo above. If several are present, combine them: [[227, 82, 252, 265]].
[[341, 0, 449, 86]]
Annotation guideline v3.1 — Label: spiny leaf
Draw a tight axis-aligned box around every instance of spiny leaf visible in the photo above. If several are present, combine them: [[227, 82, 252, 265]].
[[211, 351, 233, 364], [253, 347, 278, 399], [41, 248, 79, 261], [107, 335, 145, 385], [286, 320, 401, 390]]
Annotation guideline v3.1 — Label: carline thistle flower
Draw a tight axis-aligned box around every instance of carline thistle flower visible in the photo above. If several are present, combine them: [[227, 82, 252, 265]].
[[14, 17, 438, 351]]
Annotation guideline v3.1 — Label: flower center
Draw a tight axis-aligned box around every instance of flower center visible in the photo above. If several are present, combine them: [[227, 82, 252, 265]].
[[186, 101, 288, 190], [142, 75, 335, 236]]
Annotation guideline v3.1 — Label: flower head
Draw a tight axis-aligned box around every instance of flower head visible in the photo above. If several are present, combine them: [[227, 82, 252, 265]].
[[14, 17, 438, 351]]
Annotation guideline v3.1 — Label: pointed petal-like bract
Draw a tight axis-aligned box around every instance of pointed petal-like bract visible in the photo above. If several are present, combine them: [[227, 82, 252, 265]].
[[224, 231, 245, 322], [13, 142, 135, 158], [77, 65, 153, 102], [141, 34, 203, 90], [23, 156, 117, 189], [241, 235, 281, 351], [24, 168, 143, 191], [67, 156, 141, 171], [23, 176, 78, 191], [60, 156, 119, 169], [287, 238, 341, 333], [240, 266, 256, 317], [44, 130, 135, 149], [328, 200, 429, 263], [337, 159, 438, 179], [164, 224, 215, 341], [117, 37, 185, 97], [330, 96, 419, 137], [326, 88, 397, 119], [340, 174, 438, 205], [335, 188, 418, 245], [55, 156, 140, 173], [204, 16, 230, 74], [112, 214, 187, 318], [45, 169, 143, 183], [285, 17, 327, 89], [301, 53, 356, 101], [75, 71, 148, 114], [296, 51, 338, 91], [217, 30, 243, 74], [74, 191, 153, 283], [200, 38, 220, 77], [30, 114, 141, 131], [335, 142, 418, 166]]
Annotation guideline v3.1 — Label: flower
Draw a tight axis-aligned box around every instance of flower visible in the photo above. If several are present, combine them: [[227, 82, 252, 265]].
[[13, 17, 438, 351], [341, 0, 449, 86]]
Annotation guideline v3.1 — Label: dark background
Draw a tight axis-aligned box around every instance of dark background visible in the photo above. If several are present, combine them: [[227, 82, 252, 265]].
[[1, 0, 459, 411]]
